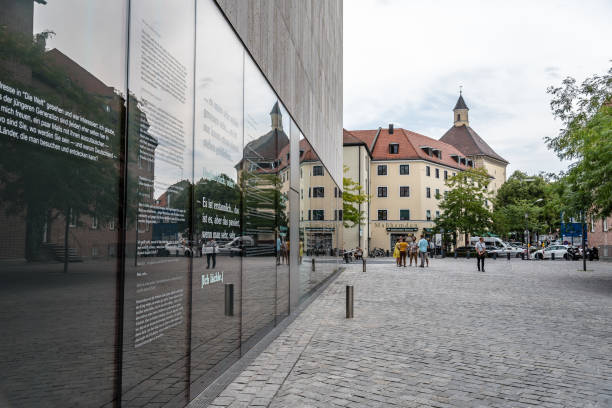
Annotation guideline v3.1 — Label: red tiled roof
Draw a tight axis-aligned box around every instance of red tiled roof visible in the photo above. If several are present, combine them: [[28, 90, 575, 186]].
[[440, 124, 508, 164], [343, 129, 372, 156], [345, 127, 472, 170]]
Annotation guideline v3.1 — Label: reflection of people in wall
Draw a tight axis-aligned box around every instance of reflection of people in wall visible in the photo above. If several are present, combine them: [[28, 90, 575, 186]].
[[299, 240, 304, 264], [205, 237, 218, 269], [276, 236, 281, 265], [284, 240, 290, 265]]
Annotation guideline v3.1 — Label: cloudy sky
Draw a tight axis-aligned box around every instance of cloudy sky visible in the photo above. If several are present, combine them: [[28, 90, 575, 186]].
[[343, 0, 612, 177]]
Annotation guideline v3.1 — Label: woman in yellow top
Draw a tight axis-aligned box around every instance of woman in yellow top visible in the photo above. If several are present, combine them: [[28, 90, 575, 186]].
[[393, 238, 401, 266], [398, 238, 409, 267]]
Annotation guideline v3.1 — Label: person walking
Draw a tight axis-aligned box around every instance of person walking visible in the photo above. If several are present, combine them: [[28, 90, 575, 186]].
[[393, 238, 401, 266], [398, 238, 408, 267], [418, 235, 428, 267], [409, 237, 418, 266], [475, 236, 486, 272], [205, 237, 218, 269]]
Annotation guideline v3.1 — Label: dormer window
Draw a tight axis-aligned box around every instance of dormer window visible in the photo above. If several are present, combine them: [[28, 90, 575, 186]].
[[432, 148, 442, 159], [420, 146, 433, 156], [389, 143, 399, 154]]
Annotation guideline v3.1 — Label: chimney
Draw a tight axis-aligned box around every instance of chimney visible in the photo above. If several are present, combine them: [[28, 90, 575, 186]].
[[388, 123, 394, 134]]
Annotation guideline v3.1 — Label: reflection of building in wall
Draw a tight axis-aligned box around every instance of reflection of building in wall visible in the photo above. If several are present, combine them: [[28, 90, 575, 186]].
[[440, 93, 509, 194], [343, 125, 475, 252], [299, 139, 343, 255], [0, 5, 129, 261]]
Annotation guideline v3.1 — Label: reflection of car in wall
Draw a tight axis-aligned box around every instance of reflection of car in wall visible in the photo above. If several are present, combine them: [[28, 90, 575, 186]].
[[159, 242, 193, 257], [202, 236, 256, 257], [532, 245, 569, 260]]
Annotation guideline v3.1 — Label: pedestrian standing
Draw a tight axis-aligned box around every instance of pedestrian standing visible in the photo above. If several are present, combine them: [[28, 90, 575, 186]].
[[205, 237, 218, 269], [409, 237, 418, 266], [475, 237, 486, 272], [399, 238, 408, 267], [418, 235, 428, 267], [426, 238, 434, 267], [393, 238, 401, 266]]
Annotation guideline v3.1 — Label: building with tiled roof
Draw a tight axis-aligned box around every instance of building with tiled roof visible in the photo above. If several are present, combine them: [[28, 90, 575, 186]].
[[440, 93, 509, 193], [343, 125, 476, 253]]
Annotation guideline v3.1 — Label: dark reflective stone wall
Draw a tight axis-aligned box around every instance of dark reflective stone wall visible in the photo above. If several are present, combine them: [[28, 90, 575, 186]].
[[0, 1, 342, 406]]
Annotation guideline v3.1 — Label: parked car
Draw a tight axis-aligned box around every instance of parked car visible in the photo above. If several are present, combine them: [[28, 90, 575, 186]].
[[489, 243, 523, 258], [532, 245, 569, 260], [453, 246, 477, 257], [160, 242, 192, 257]]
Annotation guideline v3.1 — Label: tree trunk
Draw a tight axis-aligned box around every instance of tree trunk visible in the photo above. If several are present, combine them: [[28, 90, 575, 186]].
[[63, 211, 69, 274]]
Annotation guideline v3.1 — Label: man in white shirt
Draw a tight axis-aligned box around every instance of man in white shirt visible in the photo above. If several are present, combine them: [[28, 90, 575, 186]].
[[475, 237, 486, 272]]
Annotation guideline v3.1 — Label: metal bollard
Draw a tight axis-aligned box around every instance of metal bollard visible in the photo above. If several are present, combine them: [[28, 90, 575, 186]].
[[551, 252, 555, 261], [493, 252, 498, 260], [521, 253, 525, 260], [224, 283, 234, 316], [362, 258, 366, 272], [346, 285, 354, 318], [312, 258, 315, 271], [454, 251, 457, 259], [507, 252, 511, 261]]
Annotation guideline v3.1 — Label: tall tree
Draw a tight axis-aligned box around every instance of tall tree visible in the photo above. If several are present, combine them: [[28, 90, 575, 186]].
[[435, 168, 492, 246], [342, 165, 368, 228], [546, 64, 612, 218]]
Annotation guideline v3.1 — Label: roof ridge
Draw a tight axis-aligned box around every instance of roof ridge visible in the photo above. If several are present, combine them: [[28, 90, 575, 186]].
[[399, 128, 419, 153]]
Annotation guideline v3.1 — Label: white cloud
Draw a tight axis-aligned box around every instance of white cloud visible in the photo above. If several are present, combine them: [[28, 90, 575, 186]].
[[344, 0, 612, 177]]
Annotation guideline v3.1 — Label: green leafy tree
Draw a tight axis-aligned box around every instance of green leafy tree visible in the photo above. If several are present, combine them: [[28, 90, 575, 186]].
[[491, 171, 563, 240], [546, 64, 612, 218], [342, 165, 368, 228], [434, 168, 492, 246]]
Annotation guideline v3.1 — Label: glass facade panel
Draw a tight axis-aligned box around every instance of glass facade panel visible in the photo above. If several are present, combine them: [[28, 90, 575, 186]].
[[121, 0, 195, 405], [0, 1, 127, 406], [190, 0, 243, 397], [241, 56, 281, 350]]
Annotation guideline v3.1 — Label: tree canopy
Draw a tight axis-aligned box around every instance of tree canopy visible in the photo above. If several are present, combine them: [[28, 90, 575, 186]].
[[342, 165, 368, 228], [434, 167, 492, 246], [546, 63, 612, 218]]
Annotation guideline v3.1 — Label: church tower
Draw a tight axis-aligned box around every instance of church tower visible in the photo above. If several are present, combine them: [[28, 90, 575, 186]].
[[453, 92, 469, 127], [270, 101, 283, 130]]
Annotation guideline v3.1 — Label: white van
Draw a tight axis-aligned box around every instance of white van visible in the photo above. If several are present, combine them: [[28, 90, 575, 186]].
[[470, 237, 523, 257]]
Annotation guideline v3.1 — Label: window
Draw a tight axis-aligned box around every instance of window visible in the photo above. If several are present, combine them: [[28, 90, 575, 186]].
[[377, 186, 387, 197], [426, 166, 430, 176], [457, 113, 460, 121], [308, 210, 311, 220], [436, 210, 440, 218], [435, 188, 440, 198], [378, 210, 387, 221], [400, 164, 409, 175], [313, 165, 323, 176], [308, 187, 311, 198], [400, 209, 410, 220], [444, 170, 448, 180], [452, 172, 456, 177], [377, 165, 387, 175], [400, 186, 410, 197], [426, 210, 431, 221], [389, 143, 399, 154], [334, 209, 343, 220], [435, 168, 439, 178], [426, 187, 431, 198], [312, 210, 324, 220], [334, 187, 338, 197], [301, 189, 304, 199], [300, 169, 303, 178], [313, 187, 324, 197]]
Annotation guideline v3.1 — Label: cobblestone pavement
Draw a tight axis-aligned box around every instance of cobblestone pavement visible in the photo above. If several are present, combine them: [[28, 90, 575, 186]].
[[206, 258, 612, 408]]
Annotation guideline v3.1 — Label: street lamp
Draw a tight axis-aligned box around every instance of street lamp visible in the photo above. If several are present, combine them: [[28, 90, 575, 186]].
[[525, 198, 543, 259]]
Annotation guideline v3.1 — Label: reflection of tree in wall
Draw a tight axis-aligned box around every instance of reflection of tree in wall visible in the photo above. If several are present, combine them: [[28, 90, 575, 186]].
[[0, 27, 123, 271], [192, 174, 241, 242]]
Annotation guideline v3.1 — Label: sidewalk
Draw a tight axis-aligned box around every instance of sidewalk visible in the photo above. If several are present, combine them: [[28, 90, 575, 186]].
[[202, 258, 612, 408]]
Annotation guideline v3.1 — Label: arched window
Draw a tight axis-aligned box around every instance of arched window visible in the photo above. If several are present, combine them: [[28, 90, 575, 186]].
[[456, 113, 460, 121]]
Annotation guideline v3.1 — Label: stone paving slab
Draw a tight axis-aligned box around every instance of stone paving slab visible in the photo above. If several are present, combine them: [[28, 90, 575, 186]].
[[207, 258, 612, 407]]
